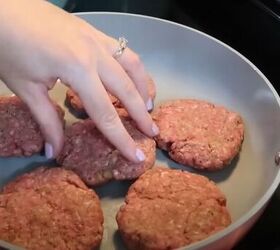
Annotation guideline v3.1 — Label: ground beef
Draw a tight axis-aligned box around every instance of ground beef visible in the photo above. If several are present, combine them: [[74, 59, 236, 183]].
[[0, 95, 65, 157], [116, 167, 231, 250], [152, 99, 244, 170], [66, 88, 119, 115], [65, 76, 156, 116], [0, 167, 104, 250], [56, 110, 156, 186]]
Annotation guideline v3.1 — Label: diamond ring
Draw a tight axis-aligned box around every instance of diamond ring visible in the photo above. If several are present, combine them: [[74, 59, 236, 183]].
[[113, 37, 128, 58]]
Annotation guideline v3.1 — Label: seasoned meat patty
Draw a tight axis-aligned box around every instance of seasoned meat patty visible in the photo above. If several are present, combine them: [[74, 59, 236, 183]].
[[0, 167, 104, 250], [0, 95, 65, 157], [66, 88, 119, 114], [116, 167, 231, 250], [152, 99, 244, 170], [57, 110, 156, 186], [65, 76, 156, 116]]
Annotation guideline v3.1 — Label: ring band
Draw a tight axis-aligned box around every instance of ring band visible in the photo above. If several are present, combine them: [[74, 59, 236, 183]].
[[113, 37, 128, 58]]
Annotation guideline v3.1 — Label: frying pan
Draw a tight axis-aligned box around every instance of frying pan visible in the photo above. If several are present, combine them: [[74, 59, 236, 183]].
[[0, 12, 280, 250]]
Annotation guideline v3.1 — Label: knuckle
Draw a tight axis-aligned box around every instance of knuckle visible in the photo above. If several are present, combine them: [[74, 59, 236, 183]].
[[123, 80, 136, 96], [98, 111, 120, 129]]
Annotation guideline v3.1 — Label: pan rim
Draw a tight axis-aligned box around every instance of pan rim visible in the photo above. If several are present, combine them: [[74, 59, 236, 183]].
[[73, 11, 280, 250]]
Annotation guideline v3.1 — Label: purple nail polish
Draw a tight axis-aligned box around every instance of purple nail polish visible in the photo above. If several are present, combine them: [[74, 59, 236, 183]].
[[45, 142, 53, 159], [136, 148, 146, 162], [152, 123, 159, 135], [146, 98, 153, 111]]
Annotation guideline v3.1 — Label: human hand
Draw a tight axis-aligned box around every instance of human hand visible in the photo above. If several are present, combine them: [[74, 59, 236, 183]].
[[0, 0, 159, 162]]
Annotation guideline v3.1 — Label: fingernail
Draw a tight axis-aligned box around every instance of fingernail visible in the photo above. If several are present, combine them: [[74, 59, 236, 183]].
[[45, 142, 54, 159], [146, 98, 153, 111], [152, 122, 159, 135], [136, 148, 146, 162]]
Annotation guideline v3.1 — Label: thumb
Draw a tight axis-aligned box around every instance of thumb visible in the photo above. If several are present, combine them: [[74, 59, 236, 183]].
[[18, 84, 64, 158]]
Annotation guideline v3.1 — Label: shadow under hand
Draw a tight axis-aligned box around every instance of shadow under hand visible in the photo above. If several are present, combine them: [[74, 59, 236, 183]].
[[64, 97, 88, 119]]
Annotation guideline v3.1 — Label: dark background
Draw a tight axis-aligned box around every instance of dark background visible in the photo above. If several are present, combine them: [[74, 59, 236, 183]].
[[64, 0, 280, 249]]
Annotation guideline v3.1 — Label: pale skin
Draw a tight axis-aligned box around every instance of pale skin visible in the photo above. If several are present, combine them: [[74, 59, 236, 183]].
[[0, 0, 159, 162]]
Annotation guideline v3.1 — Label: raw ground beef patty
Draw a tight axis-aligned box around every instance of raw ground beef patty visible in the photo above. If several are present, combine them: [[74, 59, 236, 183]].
[[66, 88, 119, 115], [65, 76, 156, 116], [116, 167, 231, 250], [0, 95, 65, 157], [0, 167, 104, 250], [152, 99, 244, 170], [56, 110, 156, 186]]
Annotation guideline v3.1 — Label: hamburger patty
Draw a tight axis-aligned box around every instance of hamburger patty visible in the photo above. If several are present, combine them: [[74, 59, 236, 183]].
[[65, 76, 156, 116], [66, 88, 119, 114], [56, 110, 156, 186], [152, 99, 244, 170], [0, 95, 65, 157], [0, 167, 104, 250], [116, 167, 231, 250]]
